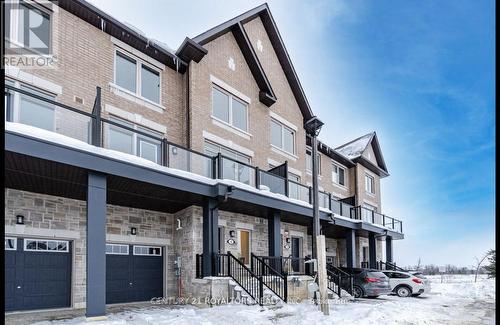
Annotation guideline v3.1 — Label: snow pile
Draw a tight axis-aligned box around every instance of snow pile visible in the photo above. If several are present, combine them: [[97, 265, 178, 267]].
[[31, 275, 495, 325], [335, 133, 373, 159]]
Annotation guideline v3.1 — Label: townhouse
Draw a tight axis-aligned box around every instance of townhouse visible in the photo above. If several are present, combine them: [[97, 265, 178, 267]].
[[4, 0, 403, 318]]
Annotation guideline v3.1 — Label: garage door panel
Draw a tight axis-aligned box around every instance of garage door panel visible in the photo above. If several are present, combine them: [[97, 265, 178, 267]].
[[106, 245, 163, 304], [5, 238, 72, 312]]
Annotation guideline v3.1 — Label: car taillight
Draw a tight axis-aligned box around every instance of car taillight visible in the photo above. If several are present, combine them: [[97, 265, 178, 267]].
[[365, 277, 380, 283], [412, 278, 423, 284]]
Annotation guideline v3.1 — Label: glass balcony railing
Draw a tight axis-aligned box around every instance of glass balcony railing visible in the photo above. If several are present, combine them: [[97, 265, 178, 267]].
[[4, 84, 403, 233]]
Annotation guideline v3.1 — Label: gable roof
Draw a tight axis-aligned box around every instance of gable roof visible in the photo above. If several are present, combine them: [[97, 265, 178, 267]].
[[192, 3, 315, 120], [334, 132, 389, 177], [57, 0, 189, 72]]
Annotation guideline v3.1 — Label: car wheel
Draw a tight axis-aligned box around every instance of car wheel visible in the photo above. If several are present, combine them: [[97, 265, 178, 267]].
[[353, 286, 363, 298], [396, 286, 412, 297]]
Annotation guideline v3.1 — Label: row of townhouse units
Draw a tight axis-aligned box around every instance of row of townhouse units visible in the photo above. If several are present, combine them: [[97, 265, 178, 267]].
[[4, 0, 403, 318]]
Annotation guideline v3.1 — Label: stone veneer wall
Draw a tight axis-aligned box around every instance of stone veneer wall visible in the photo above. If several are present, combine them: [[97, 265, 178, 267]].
[[4, 189, 175, 308]]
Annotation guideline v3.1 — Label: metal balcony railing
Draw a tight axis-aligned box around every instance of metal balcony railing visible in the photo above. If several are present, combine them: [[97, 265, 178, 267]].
[[5, 84, 403, 233]]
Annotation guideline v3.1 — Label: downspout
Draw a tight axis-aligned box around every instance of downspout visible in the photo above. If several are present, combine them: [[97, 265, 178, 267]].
[[186, 62, 191, 148]]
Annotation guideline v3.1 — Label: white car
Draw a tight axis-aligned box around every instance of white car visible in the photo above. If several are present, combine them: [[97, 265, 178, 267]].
[[382, 270, 431, 297]]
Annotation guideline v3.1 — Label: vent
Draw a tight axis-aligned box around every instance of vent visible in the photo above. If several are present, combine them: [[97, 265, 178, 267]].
[[74, 96, 84, 104]]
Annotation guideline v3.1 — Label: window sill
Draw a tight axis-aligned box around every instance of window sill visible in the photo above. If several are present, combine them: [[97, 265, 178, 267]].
[[270, 145, 298, 161], [109, 82, 165, 113], [332, 182, 348, 191], [211, 116, 252, 140]]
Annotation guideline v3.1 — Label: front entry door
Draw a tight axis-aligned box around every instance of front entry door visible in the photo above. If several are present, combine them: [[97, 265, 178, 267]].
[[291, 237, 300, 272], [238, 230, 250, 265]]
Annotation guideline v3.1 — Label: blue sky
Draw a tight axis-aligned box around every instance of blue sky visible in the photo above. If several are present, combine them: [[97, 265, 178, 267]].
[[88, 0, 495, 267]]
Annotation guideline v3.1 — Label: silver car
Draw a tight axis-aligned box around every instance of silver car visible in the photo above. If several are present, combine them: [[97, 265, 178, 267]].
[[382, 270, 431, 297]]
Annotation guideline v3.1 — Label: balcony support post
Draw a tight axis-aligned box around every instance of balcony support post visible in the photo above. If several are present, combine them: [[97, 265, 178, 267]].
[[386, 237, 393, 263], [345, 229, 356, 268], [203, 197, 219, 277], [369, 233, 377, 269]]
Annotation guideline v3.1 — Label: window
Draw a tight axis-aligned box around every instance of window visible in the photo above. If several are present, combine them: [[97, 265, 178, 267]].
[[106, 244, 129, 255], [5, 237, 17, 250], [288, 172, 301, 183], [270, 119, 295, 154], [106, 117, 162, 163], [133, 245, 162, 256], [365, 174, 375, 194], [6, 2, 51, 55], [332, 163, 346, 186], [18, 85, 55, 131], [212, 86, 248, 132], [24, 239, 69, 252], [306, 149, 321, 174], [204, 141, 252, 184], [114, 51, 161, 104]]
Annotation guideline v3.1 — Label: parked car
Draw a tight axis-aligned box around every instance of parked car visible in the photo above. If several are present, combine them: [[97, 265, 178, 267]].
[[382, 270, 431, 297], [340, 267, 392, 298]]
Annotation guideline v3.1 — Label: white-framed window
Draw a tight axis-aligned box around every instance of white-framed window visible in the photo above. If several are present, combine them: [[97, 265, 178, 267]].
[[106, 244, 129, 255], [24, 239, 69, 252], [205, 141, 253, 185], [365, 174, 375, 194], [5, 1, 52, 55], [106, 116, 162, 163], [133, 245, 162, 256], [270, 119, 295, 154], [332, 163, 346, 186], [5, 237, 17, 250], [211, 85, 248, 132], [306, 149, 321, 174], [288, 172, 301, 183], [114, 50, 161, 104]]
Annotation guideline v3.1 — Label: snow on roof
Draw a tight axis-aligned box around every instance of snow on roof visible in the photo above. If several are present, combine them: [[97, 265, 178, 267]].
[[150, 39, 176, 55], [335, 133, 374, 160]]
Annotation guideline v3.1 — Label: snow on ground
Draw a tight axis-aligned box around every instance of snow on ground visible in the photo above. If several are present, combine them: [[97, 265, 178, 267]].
[[32, 274, 495, 325]]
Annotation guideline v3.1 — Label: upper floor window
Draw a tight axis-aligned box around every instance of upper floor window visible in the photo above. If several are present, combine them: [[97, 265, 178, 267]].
[[365, 174, 375, 194], [270, 119, 295, 154], [5, 1, 51, 55], [288, 172, 301, 183], [106, 116, 162, 163], [332, 163, 346, 186], [306, 149, 321, 174], [205, 141, 252, 185], [212, 86, 248, 132], [115, 51, 161, 104], [204, 141, 251, 164]]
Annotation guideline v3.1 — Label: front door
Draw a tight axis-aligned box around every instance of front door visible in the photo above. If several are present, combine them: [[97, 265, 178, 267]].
[[238, 230, 250, 265], [291, 237, 301, 272]]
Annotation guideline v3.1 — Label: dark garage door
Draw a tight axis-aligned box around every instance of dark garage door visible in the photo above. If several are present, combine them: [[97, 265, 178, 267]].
[[5, 237, 72, 312], [106, 244, 163, 304]]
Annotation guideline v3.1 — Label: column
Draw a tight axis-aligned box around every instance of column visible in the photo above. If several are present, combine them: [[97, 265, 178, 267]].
[[202, 197, 219, 277], [345, 229, 356, 268], [369, 233, 377, 269], [86, 172, 107, 318], [386, 236, 393, 263], [268, 209, 281, 257]]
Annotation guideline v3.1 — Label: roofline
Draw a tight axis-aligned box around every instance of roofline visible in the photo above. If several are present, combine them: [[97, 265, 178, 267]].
[[355, 156, 390, 178], [56, 0, 188, 72], [334, 132, 375, 151], [192, 3, 315, 120]]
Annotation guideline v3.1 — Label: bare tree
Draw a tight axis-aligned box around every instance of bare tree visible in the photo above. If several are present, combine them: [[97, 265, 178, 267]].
[[416, 257, 422, 271], [474, 252, 490, 282]]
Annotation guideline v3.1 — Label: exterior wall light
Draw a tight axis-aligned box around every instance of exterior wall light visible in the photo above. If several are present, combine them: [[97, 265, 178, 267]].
[[285, 237, 291, 243], [229, 230, 235, 237], [131, 227, 137, 235], [16, 215, 25, 225]]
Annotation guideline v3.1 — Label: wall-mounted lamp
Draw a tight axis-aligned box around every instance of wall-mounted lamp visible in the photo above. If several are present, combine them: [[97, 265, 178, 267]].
[[229, 230, 235, 238], [285, 237, 291, 243], [325, 248, 329, 252], [16, 215, 24, 225], [130, 227, 137, 235], [172, 147, 178, 155]]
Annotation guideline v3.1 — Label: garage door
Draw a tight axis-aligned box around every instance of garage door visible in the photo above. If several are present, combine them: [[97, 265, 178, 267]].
[[106, 244, 163, 304], [5, 237, 72, 312]]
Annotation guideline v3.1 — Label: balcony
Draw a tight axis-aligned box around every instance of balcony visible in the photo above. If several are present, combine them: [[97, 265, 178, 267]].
[[4, 84, 403, 233]]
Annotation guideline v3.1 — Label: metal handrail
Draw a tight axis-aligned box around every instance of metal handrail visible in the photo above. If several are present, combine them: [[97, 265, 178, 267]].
[[251, 253, 287, 302], [5, 84, 404, 233]]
